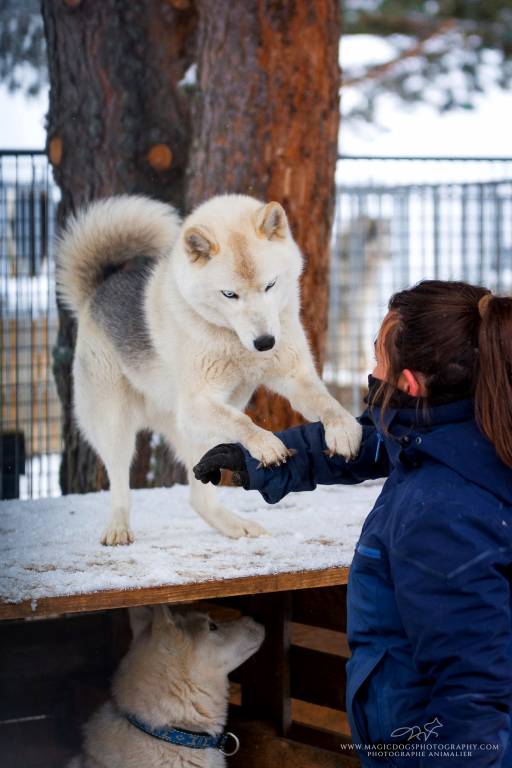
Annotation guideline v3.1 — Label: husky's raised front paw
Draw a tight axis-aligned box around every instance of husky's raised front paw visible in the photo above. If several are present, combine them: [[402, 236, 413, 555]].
[[245, 430, 294, 468], [324, 414, 363, 461], [101, 525, 134, 546]]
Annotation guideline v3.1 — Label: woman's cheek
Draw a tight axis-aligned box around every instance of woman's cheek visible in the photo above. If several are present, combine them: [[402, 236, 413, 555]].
[[372, 361, 387, 380]]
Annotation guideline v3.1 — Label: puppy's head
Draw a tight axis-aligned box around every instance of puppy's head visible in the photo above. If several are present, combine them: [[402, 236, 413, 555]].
[[174, 194, 303, 353], [115, 606, 263, 725], [149, 606, 264, 674], [123, 605, 264, 680]]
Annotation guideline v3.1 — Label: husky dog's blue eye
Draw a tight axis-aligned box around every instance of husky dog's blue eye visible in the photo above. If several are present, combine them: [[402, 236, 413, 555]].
[[265, 279, 277, 292], [221, 290, 239, 299]]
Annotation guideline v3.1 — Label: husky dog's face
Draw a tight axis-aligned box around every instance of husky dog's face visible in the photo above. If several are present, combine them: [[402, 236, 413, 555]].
[[129, 605, 265, 676], [156, 608, 265, 675], [174, 195, 303, 353], [163, 610, 265, 675]]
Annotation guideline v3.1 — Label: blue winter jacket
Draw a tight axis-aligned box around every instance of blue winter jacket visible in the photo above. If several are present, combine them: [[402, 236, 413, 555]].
[[241, 400, 512, 767]]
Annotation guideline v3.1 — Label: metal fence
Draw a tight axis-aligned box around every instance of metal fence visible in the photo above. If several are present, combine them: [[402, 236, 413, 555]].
[[327, 157, 512, 413], [1, 152, 512, 498], [0, 151, 61, 500]]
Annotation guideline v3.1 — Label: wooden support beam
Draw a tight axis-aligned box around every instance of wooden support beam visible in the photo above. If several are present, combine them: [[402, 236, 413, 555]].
[[0, 566, 349, 621], [235, 592, 292, 736]]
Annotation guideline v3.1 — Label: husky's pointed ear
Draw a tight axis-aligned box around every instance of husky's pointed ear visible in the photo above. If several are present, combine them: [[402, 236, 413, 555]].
[[184, 226, 218, 263], [128, 605, 153, 643], [152, 604, 183, 633], [152, 604, 172, 626], [255, 202, 288, 240]]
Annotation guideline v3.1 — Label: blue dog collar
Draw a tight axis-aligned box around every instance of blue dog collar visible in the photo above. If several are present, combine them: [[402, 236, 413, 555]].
[[125, 712, 240, 756]]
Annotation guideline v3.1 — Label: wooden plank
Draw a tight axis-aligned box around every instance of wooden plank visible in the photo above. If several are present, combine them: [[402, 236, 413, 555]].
[[292, 622, 350, 657], [0, 566, 349, 621], [288, 722, 358, 759], [229, 720, 360, 768], [291, 697, 352, 736], [290, 646, 347, 710], [292, 584, 348, 631]]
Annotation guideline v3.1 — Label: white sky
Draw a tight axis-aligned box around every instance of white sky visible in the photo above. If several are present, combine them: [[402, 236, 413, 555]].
[[0, 35, 511, 156], [340, 87, 512, 157], [339, 35, 512, 157], [0, 83, 47, 148]]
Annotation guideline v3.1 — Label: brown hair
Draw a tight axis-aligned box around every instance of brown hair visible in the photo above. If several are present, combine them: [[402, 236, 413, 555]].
[[370, 280, 512, 468]]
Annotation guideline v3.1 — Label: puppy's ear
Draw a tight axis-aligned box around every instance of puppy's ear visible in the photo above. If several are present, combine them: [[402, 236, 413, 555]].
[[184, 226, 218, 263], [128, 605, 153, 643], [152, 604, 171, 627], [152, 604, 184, 633], [255, 202, 288, 240]]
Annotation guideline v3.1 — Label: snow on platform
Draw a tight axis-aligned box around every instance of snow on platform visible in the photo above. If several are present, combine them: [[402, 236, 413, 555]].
[[0, 483, 383, 606]]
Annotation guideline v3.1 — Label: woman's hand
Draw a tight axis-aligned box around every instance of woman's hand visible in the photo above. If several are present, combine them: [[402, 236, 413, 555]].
[[193, 444, 249, 487]]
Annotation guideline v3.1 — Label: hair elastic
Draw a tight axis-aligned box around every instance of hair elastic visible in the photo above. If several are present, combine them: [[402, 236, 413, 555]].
[[477, 292, 493, 320]]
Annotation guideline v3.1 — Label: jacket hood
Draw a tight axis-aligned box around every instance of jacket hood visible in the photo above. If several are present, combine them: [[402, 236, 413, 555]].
[[371, 399, 512, 506]]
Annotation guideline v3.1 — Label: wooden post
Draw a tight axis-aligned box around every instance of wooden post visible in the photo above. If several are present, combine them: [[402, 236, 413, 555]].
[[236, 592, 292, 737]]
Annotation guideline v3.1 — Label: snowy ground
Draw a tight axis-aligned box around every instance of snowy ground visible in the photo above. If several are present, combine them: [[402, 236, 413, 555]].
[[0, 483, 383, 605]]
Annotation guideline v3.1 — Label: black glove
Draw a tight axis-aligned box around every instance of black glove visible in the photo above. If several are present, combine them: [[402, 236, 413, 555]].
[[193, 444, 249, 488]]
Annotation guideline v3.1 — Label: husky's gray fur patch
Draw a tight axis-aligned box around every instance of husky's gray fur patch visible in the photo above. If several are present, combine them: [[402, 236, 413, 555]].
[[92, 261, 154, 363]]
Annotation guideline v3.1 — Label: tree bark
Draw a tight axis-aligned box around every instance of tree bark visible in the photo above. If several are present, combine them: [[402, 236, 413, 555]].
[[42, 0, 196, 492], [43, 0, 340, 491], [186, 0, 341, 431]]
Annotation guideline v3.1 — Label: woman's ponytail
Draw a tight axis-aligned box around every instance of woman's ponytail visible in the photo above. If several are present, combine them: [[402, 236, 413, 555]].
[[475, 293, 512, 468]]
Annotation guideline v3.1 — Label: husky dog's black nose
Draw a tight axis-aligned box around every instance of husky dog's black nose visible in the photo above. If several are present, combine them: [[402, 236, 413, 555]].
[[254, 335, 275, 351]]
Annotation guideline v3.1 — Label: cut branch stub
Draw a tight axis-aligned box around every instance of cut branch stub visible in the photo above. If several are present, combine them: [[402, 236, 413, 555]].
[[147, 143, 174, 172], [48, 136, 63, 167], [166, 0, 191, 8]]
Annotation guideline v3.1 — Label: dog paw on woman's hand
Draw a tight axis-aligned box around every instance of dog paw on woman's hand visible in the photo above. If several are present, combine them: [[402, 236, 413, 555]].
[[323, 415, 363, 461], [244, 430, 295, 468], [193, 444, 249, 487]]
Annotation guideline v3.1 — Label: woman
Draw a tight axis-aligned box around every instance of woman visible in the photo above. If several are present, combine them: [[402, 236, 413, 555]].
[[193, 280, 512, 767]]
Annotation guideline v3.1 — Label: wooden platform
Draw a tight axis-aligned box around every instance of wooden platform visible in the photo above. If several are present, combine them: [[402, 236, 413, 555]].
[[0, 485, 372, 766], [0, 483, 379, 620]]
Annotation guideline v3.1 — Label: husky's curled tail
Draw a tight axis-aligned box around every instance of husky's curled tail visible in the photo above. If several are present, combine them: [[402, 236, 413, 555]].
[[56, 195, 181, 314]]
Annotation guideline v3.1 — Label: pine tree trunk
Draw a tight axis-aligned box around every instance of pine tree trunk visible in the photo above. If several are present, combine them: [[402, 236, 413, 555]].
[[186, 0, 340, 431], [42, 0, 196, 492]]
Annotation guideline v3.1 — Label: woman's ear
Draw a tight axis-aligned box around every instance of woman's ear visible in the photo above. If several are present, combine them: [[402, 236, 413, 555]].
[[397, 368, 425, 397]]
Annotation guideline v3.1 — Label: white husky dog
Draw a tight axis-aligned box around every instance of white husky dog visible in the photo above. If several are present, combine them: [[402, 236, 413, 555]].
[[57, 194, 361, 545], [68, 606, 265, 768]]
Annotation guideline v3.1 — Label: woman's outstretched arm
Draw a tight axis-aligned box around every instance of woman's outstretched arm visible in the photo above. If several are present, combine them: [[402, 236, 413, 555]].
[[194, 410, 389, 505]]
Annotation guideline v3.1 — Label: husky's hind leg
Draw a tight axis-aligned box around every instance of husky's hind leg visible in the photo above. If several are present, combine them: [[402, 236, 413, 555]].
[[76, 379, 138, 546], [172, 435, 268, 538], [189, 473, 269, 538], [98, 431, 136, 546]]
